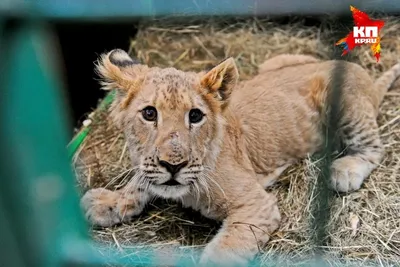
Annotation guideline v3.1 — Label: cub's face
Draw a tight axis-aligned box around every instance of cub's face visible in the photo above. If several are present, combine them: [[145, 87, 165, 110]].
[[96, 49, 238, 199]]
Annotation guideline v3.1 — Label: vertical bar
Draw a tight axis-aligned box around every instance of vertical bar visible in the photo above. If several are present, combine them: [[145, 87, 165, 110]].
[[0, 23, 27, 262], [309, 16, 353, 263], [0, 19, 89, 267]]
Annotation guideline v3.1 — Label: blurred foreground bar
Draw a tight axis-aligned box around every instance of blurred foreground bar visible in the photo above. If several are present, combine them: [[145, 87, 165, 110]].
[[1, 0, 400, 21]]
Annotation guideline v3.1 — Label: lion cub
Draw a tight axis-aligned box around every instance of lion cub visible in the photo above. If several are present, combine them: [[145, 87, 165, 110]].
[[81, 49, 400, 266]]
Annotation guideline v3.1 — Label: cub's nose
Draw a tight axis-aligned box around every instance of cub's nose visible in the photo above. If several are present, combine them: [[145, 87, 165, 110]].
[[159, 160, 188, 176]]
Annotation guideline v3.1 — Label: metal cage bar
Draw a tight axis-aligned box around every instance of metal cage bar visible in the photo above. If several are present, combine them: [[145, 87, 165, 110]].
[[2, 0, 400, 21]]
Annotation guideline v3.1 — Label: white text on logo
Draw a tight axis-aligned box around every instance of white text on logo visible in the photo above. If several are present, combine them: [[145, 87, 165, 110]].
[[353, 26, 378, 44]]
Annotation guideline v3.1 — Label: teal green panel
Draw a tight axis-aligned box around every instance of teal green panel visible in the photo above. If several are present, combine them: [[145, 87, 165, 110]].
[[0, 21, 89, 267]]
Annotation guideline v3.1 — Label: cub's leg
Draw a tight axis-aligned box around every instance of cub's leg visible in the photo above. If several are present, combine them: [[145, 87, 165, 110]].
[[331, 106, 384, 192], [80, 187, 150, 227], [199, 174, 281, 266], [258, 54, 319, 73], [331, 62, 400, 192]]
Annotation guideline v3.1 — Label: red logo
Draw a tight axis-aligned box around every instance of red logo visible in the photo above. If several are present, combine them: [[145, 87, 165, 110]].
[[335, 6, 385, 62]]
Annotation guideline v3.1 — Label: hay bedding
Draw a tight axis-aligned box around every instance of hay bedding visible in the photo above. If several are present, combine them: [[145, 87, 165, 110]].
[[73, 17, 400, 266]]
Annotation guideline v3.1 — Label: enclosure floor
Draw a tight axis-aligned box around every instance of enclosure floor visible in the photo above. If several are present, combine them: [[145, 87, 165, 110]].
[[74, 17, 400, 266]]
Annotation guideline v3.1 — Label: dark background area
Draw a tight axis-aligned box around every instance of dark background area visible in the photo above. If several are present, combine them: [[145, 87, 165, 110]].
[[52, 22, 138, 131]]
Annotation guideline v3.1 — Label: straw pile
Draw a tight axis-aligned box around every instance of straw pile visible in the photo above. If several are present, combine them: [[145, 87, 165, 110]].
[[73, 17, 400, 266]]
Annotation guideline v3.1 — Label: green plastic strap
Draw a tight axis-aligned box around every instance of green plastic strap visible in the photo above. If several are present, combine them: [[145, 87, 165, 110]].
[[67, 90, 115, 159]]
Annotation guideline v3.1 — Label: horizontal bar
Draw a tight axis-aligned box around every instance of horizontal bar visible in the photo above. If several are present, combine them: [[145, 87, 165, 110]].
[[63, 237, 399, 267], [1, 0, 400, 21]]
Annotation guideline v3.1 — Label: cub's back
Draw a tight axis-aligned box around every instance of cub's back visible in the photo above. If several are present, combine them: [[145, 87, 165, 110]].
[[228, 60, 375, 172]]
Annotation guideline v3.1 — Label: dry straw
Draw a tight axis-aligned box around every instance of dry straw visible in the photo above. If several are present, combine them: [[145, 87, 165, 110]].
[[74, 17, 400, 266]]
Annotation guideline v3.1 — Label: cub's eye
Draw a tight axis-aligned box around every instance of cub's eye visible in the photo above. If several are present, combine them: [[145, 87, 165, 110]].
[[141, 106, 157, 121], [189, 109, 204, 124]]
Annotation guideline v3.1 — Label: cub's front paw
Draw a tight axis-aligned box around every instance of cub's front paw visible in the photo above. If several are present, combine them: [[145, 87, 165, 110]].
[[330, 157, 369, 193], [80, 188, 143, 227]]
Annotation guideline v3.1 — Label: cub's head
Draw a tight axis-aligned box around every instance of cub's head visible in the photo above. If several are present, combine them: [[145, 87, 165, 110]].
[[95, 49, 239, 199]]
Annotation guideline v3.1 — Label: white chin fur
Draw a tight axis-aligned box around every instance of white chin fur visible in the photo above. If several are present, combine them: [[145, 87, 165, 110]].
[[149, 184, 191, 199]]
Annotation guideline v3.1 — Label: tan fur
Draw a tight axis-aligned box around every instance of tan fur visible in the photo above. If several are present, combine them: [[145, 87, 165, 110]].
[[82, 49, 400, 266]]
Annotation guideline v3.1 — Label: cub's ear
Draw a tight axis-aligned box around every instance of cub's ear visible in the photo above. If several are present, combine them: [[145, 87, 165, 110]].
[[95, 49, 146, 92], [200, 57, 239, 105]]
